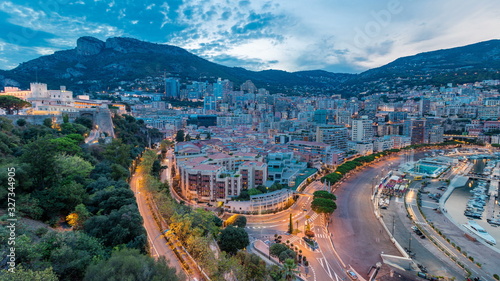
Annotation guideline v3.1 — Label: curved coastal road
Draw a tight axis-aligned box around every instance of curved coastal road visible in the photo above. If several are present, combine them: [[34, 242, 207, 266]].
[[329, 155, 403, 275], [131, 169, 193, 280]]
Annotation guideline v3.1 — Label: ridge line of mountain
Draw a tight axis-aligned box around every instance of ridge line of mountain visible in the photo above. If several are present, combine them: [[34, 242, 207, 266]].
[[1, 37, 499, 95]]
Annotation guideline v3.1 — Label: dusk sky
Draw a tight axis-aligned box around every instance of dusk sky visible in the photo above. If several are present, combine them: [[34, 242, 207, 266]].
[[0, 0, 499, 73]]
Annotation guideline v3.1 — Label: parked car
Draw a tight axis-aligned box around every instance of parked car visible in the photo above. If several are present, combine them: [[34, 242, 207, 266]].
[[411, 226, 423, 236], [347, 270, 358, 280]]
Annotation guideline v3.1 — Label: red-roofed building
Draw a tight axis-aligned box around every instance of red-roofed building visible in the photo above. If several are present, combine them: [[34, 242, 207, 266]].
[[176, 149, 267, 203], [239, 161, 267, 190]]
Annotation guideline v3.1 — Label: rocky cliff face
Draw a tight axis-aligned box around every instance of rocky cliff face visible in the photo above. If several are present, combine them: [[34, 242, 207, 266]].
[[76, 37, 105, 56], [104, 37, 187, 55]]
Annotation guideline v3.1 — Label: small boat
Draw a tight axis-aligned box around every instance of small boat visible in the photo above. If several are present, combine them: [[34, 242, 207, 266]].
[[468, 200, 485, 208], [487, 218, 500, 226], [463, 220, 496, 245], [464, 211, 482, 219]]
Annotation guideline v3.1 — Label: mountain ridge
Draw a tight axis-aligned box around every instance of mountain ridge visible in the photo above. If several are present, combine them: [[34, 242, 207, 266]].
[[1, 37, 500, 95]]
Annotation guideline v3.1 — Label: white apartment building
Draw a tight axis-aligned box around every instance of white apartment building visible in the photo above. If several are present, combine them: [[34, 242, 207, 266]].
[[351, 115, 374, 142]]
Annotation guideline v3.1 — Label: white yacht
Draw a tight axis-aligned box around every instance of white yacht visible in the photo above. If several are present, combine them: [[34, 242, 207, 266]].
[[463, 220, 496, 245]]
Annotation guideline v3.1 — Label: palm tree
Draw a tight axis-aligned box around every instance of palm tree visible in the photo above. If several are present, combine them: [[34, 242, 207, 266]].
[[283, 259, 300, 281]]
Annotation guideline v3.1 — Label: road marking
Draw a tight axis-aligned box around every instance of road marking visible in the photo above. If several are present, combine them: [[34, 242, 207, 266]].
[[307, 213, 319, 223], [289, 235, 301, 244], [316, 258, 333, 279], [309, 263, 317, 281]]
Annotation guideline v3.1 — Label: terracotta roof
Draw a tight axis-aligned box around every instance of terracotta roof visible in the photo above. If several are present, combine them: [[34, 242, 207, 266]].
[[192, 164, 222, 171]]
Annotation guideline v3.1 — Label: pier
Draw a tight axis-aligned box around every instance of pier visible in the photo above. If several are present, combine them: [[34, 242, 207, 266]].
[[485, 163, 500, 224]]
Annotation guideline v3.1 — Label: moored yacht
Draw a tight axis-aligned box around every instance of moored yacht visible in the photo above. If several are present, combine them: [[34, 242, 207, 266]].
[[463, 220, 496, 245]]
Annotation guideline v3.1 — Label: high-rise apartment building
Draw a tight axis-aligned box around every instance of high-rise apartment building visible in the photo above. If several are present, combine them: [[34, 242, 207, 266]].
[[316, 125, 348, 151], [204, 95, 216, 112], [165, 78, 180, 99], [351, 116, 374, 142], [403, 119, 426, 144]]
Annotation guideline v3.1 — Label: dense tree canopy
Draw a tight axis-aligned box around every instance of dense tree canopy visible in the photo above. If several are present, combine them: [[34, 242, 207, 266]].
[[225, 214, 247, 228], [0, 266, 58, 281], [86, 186, 136, 215], [175, 130, 185, 142], [269, 243, 289, 258], [234, 252, 268, 281], [53, 154, 93, 183], [40, 231, 106, 281], [0, 112, 158, 280], [84, 204, 146, 250], [36, 181, 88, 216], [102, 139, 131, 168], [311, 197, 337, 214], [0, 95, 31, 114], [74, 116, 93, 130], [83, 248, 180, 281], [313, 190, 336, 200], [218, 226, 250, 255]]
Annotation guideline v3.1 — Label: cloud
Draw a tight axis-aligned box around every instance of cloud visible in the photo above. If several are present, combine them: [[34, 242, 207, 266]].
[[0, 0, 124, 69], [33, 47, 57, 55], [160, 2, 171, 28], [0, 1, 123, 42], [365, 40, 394, 56], [210, 53, 275, 70], [118, 9, 126, 19], [1, 0, 500, 73], [166, 0, 292, 69], [0, 11, 56, 48]]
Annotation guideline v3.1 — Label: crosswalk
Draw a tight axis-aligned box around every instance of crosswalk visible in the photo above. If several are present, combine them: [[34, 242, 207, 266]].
[[283, 234, 328, 244], [307, 213, 319, 223], [282, 232, 329, 243], [248, 225, 270, 229], [299, 198, 310, 210], [288, 235, 301, 244]]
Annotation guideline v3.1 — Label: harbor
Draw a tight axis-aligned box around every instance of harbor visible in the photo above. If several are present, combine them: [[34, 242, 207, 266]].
[[445, 157, 500, 249]]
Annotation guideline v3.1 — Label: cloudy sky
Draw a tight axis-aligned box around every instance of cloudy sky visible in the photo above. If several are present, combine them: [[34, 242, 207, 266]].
[[0, 0, 499, 73]]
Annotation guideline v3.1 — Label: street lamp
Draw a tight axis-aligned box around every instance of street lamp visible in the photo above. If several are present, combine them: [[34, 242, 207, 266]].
[[392, 215, 396, 237], [371, 175, 379, 198], [408, 231, 412, 254]]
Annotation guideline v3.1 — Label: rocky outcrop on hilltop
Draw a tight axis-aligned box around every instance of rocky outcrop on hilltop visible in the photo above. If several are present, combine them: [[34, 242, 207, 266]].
[[2, 36, 499, 94], [76, 37, 105, 56]]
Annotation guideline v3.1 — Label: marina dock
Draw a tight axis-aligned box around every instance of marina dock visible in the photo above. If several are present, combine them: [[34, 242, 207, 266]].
[[486, 181, 498, 222]]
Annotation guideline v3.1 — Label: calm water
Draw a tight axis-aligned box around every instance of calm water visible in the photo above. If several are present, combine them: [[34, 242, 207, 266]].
[[445, 159, 500, 249], [411, 163, 440, 174]]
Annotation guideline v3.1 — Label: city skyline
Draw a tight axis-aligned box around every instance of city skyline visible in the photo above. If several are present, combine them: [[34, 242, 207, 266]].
[[0, 0, 499, 73], [2, 2, 500, 281]]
